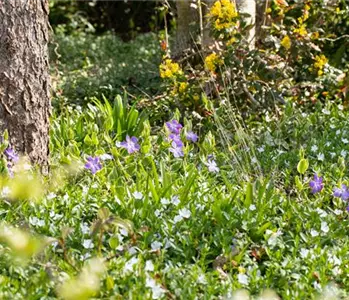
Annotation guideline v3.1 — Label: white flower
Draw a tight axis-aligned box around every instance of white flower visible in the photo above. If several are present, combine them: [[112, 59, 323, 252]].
[[342, 138, 349, 144], [257, 146, 265, 153], [128, 247, 137, 255], [173, 215, 183, 224], [160, 198, 170, 205], [311, 145, 318, 152], [341, 150, 347, 158], [197, 274, 207, 284], [313, 281, 322, 291], [80, 223, 89, 234], [300, 248, 309, 259], [120, 228, 128, 237], [310, 229, 319, 237], [325, 142, 331, 147], [154, 209, 161, 217], [29, 217, 44, 227], [321, 221, 329, 233], [151, 241, 162, 251], [1, 186, 11, 197], [322, 109, 330, 115], [178, 208, 191, 219], [316, 208, 328, 218], [205, 159, 219, 173], [317, 153, 325, 161], [145, 276, 165, 299], [133, 191, 143, 200], [332, 266, 342, 276], [336, 130, 341, 136], [249, 204, 256, 211], [82, 239, 94, 249], [171, 195, 180, 206], [267, 229, 282, 247], [100, 154, 113, 160], [124, 257, 139, 274], [46, 192, 57, 200], [330, 152, 336, 158], [334, 209, 342, 215], [145, 260, 154, 272], [237, 273, 249, 285]]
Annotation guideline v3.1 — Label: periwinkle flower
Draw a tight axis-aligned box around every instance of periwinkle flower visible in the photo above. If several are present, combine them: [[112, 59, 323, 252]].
[[120, 136, 140, 154], [169, 133, 183, 147], [166, 120, 183, 134], [169, 141, 184, 158], [333, 184, 349, 201], [205, 159, 219, 173], [85, 156, 102, 174], [4, 148, 19, 163], [309, 174, 323, 194], [186, 131, 198, 143]]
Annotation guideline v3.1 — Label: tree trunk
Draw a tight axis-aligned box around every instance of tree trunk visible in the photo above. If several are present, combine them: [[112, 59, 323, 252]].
[[0, 0, 50, 172], [236, 0, 256, 49], [173, 0, 192, 59], [202, 0, 215, 50]]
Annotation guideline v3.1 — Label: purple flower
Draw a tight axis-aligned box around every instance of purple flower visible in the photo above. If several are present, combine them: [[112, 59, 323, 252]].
[[186, 131, 198, 143], [309, 174, 323, 194], [169, 134, 183, 147], [169, 142, 184, 158], [120, 136, 140, 154], [4, 148, 19, 163], [333, 184, 349, 200], [85, 156, 102, 174], [166, 120, 183, 134], [205, 159, 219, 173]]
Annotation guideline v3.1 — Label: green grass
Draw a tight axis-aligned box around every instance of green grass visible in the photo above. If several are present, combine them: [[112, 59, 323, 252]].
[[0, 97, 349, 299]]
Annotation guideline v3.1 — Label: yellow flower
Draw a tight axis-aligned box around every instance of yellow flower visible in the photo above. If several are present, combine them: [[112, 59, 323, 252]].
[[226, 36, 237, 46], [178, 82, 188, 93], [281, 35, 291, 50], [311, 32, 319, 40], [314, 54, 328, 71], [159, 59, 183, 79], [209, 0, 238, 31], [205, 53, 223, 72], [293, 24, 307, 37]]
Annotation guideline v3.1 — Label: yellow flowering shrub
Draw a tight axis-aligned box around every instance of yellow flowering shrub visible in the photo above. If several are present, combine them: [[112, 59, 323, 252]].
[[159, 59, 183, 79], [313, 54, 328, 76], [205, 53, 223, 72], [281, 35, 291, 50], [178, 82, 188, 94], [293, 24, 308, 37], [208, 0, 238, 31]]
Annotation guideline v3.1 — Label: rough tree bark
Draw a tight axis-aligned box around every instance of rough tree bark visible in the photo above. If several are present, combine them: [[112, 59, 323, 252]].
[[0, 0, 50, 171]]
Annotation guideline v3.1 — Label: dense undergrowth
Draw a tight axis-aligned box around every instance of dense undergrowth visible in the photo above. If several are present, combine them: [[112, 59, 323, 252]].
[[1, 0, 349, 299], [2, 96, 349, 299]]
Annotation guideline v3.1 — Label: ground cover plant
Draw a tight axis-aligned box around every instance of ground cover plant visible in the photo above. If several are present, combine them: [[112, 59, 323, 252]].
[[1, 0, 349, 299]]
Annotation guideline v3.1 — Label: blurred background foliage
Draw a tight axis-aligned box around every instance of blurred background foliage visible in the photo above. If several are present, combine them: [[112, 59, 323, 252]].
[[49, 0, 173, 40]]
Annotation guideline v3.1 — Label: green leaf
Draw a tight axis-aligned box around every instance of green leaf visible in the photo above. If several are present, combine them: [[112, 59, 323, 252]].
[[244, 182, 253, 208], [297, 158, 309, 175], [295, 175, 303, 190]]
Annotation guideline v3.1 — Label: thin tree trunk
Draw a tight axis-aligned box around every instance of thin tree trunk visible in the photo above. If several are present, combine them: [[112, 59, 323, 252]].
[[236, 0, 256, 49], [202, 0, 215, 50], [173, 0, 192, 58], [0, 0, 50, 172]]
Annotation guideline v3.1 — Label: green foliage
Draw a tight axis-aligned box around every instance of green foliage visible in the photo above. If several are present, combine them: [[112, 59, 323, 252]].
[[51, 32, 162, 106], [1, 102, 349, 298]]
